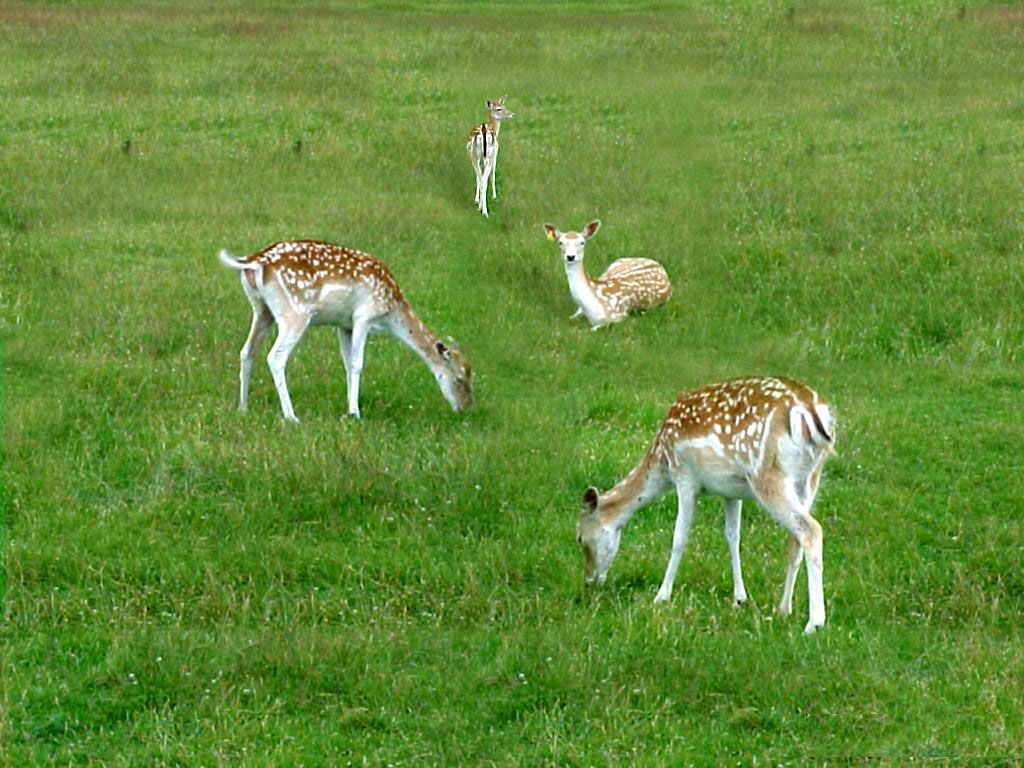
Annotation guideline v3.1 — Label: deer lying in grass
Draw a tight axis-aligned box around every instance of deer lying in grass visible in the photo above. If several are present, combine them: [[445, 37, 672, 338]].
[[543, 220, 671, 329], [467, 97, 514, 218], [576, 376, 836, 634], [219, 240, 473, 422]]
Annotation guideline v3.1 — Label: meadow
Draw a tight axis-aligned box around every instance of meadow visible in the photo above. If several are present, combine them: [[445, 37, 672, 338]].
[[2, 1, 1024, 764]]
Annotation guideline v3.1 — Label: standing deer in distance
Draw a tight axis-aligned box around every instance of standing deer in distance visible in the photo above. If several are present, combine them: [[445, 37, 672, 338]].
[[219, 240, 474, 422], [543, 220, 672, 329], [576, 376, 837, 634], [467, 97, 514, 218]]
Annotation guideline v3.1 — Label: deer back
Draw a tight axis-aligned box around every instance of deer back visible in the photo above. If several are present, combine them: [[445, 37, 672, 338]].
[[594, 258, 672, 316], [653, 376, 835, 495], [244, 240, 407, 322]]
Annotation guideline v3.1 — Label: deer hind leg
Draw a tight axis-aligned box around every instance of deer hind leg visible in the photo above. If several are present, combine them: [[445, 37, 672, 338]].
[[654, 483, 697, 603], [798, 514, 825, 634], [779, 460, 825, 616], [478, 161, 491, 217], [723, 498, 748, 605], [779, 533, 803, 617], [490, 144, 500, 199], [751, 473, 825, 634], [239, 305, 274, 413], [468, 145, 484, 204], [266, 315, 309, 423]]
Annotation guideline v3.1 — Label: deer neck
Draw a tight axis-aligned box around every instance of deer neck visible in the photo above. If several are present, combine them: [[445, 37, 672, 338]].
[[387, 302, 448, 374], [488, 115, 501, 138], [599, 450, 672, 530], [565, 260, 606, 322]]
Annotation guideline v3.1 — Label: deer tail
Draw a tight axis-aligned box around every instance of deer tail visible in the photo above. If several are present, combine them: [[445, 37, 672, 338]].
[[218, 249, 257, 270], [790, 403, 837, 454]]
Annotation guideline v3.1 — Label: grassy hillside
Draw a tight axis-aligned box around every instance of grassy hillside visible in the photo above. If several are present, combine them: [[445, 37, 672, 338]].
[[3, 1, 1023, 764]]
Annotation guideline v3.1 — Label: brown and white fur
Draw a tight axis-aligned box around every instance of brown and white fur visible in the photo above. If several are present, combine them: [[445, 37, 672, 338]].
[[466, 97, 514, 218], [219, 240, 473, 422], [543, 220, 671, 329], [576, 376, 836, 634]]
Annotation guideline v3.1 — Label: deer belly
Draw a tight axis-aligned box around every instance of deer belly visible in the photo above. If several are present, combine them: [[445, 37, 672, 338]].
[[698, 468, 753, 499], [676, 444, 754, 499], [310, 284, 361, 327]]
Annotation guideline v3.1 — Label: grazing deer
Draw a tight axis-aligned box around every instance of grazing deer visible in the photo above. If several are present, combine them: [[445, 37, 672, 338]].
[[219, 240, 473, 422], [576, 376, 836, 634], [543, 220, 671, 329], [467, 97, 514, 218]]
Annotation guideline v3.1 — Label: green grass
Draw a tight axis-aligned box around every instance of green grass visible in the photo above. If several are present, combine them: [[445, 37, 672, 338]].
[[3, 1, 1024, 764]]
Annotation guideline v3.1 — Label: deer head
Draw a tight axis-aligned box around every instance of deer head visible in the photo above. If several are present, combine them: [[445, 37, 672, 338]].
[[435, 340, 474, 412], [543, 220, 601, 264]]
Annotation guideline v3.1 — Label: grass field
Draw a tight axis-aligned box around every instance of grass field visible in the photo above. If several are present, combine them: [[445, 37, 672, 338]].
[[3, 1, 1024, 764]]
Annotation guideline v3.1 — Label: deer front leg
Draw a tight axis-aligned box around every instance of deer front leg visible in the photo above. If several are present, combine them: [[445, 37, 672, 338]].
[[346, 315, 372, 419], [723, 498, 748, 605], [654, 485, 697, 603], [338, 327, 356, 413]]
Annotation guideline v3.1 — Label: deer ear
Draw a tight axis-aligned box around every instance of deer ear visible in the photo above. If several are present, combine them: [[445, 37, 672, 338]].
[[486, 100, 494, 109], [582, 486, 600, 512], [543, 224, 560, 241], [436, 341, 450, 360], [583, 220, 601, 240]]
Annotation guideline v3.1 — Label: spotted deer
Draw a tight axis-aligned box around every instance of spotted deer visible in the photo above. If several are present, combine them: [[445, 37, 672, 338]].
[[543, 220, 671, 329], [466, 97, 514, 218], [219, 240, 473, 422], [576, 376, 836, 634]]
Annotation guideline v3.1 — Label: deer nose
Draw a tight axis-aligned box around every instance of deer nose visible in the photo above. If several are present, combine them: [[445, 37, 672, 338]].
[[566, 254, 576, 262]]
